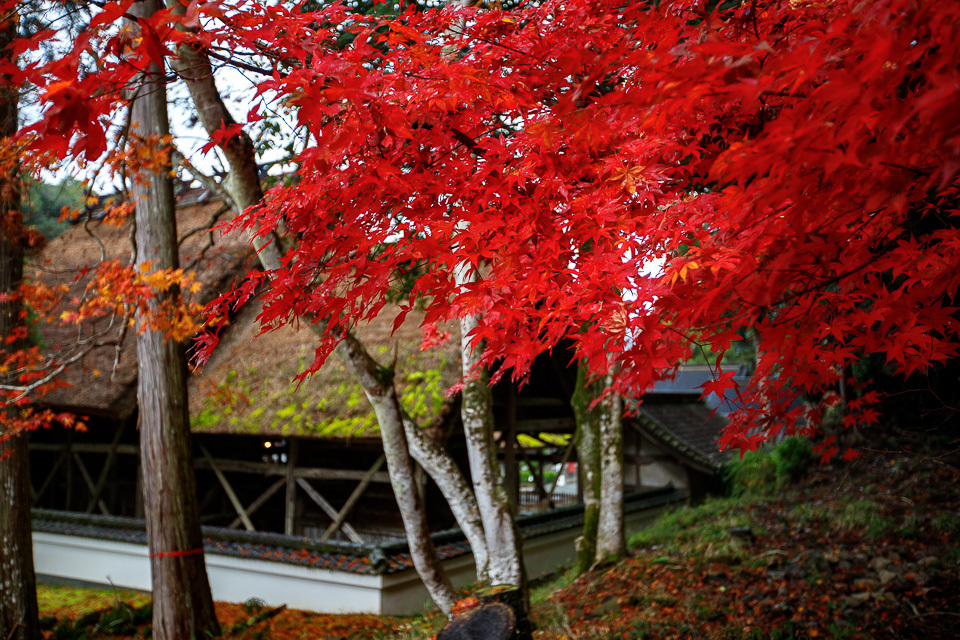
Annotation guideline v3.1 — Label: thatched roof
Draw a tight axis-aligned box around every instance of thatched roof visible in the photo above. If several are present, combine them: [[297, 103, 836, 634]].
[[187, 299, 463, 439], [31, 191, 256, 420], [30, 188, 462, 436]]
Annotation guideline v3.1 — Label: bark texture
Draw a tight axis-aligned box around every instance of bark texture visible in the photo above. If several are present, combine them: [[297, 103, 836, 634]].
[[0, 11, 40, 637], [335, 334, 457, 615], [595, 374, 624, 562], [0, 434, 37, 640], [571, 363, 602, 574], [402, 415, 490, 582], [456, 267, 523, 590], [131, 3, 219, 637]]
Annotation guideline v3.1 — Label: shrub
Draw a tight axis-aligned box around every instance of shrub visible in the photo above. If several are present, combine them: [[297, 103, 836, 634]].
[[723, 437, 814, 496], [774, 437, 813, 483]]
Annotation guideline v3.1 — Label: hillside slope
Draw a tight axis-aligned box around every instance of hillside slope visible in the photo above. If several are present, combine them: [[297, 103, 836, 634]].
[[535, 443, 960, 639]]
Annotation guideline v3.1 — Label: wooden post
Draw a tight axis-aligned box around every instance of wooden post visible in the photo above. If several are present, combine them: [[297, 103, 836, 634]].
[[320, 455, 384, 542], [284, 438, 298, 536], [72, 451, 110, 515], [505, 385, 519, 510], [86, 421, 126, 513], [517, 447, 548, 507], [65, 430, 74, 510], [546, 439, 575, 506]]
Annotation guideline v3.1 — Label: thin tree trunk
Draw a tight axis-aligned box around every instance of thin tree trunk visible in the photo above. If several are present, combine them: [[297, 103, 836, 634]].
[[595, 372, 624, 563], [0, 11, 40, 636], [402, 415, 490, 582], [571, 363, 602, 574], [455, 267, 523, 589], [131, 3, 219, 637], [334, 336, 457, 615]]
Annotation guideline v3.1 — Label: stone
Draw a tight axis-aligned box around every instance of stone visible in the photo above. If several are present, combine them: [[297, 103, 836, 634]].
[[869, 557, 892, 572], [877, 570, 898, 586], [846, 592, 873, 607]]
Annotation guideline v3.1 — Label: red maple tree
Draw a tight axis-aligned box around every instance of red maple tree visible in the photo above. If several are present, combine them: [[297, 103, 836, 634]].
[[17, 0, 960, 453], [191, 0, 960, 458]]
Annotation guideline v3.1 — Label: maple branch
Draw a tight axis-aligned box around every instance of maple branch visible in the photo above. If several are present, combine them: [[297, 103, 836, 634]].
[[204, 49, 278, 78], [171, 149, 238, 214]]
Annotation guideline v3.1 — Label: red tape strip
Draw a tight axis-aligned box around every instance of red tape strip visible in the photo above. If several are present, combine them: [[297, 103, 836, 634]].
[[150, 548, 205, 558]]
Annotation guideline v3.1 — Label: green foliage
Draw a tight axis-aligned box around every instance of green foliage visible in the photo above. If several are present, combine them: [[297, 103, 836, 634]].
[[22, 177, 86, 239], [723, 437, 813, 496], [774, 437, 814, 483], [44, 601, 152, 639]]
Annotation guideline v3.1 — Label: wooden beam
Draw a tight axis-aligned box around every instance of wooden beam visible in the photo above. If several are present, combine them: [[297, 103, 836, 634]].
[[71, 451, 110, 515], [30, 442, 139, 455], [319, 455, 384, 542], [193, 456, 391, 483], [199, 443, 255, 532], [295, 478, 364, 544], [547, 438, 576, 501], [86, 421, 126, 513], [284, 438, 298, 536], [229, 477, 286, 530]]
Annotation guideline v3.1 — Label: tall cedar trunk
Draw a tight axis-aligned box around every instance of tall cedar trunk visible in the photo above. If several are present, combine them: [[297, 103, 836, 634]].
[[455, 267, 523, 590], [166, 11, 490, 590], [131, 3, 219, 637], [335, 335, 457, 614], [0, 10, 40, 637], [595, 373, 624, 563], [571, 364, 602, 574]]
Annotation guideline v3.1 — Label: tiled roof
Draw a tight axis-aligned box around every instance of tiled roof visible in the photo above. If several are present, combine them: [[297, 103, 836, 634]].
[[634, 401, 731, 472], [32, 486, 683, 576]]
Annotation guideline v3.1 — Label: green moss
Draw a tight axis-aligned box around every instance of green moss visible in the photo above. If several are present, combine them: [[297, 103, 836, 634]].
[[277, 404, 298, 419]]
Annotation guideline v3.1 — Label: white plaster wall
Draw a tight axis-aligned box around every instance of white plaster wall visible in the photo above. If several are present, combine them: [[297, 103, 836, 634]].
[[203, 554, 383, 613], [33, 533, 151, 592], [638, 440, 688, 488], [34, 498, 681, 615]]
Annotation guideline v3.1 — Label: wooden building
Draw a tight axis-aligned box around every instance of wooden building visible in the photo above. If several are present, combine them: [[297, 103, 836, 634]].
[[27, 190, 734, 568]]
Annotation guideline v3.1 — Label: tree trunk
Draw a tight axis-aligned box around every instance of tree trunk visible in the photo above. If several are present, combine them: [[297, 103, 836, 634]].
[[595, 372, 624, 563], [455, 267, 523, 591], [334, 335, 457, 615], [0, 434, 38, 640], [571, 363, 602, 574], [131, 3, 219, 637], [164, 0, 264, 216], [402, 415, 490, 582], [0, 11, 40, 637]]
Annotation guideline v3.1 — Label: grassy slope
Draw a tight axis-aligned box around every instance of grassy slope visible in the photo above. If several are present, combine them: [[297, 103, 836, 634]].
[[532, 447, 960, 639]]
